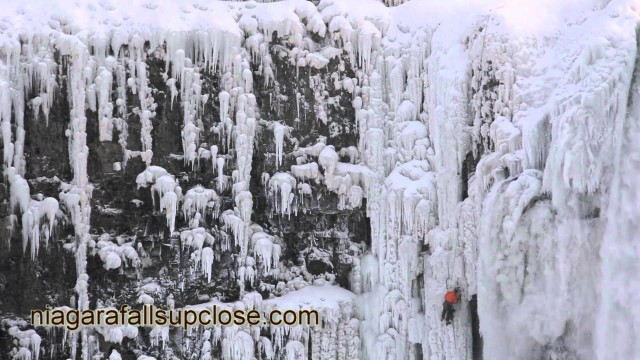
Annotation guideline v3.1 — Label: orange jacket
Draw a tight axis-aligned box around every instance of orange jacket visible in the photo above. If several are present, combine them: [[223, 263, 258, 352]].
[[445, 290, 458, 304]]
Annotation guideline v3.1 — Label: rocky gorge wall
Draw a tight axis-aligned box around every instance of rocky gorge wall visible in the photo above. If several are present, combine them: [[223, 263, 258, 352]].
[[0, 0, 639, 360]]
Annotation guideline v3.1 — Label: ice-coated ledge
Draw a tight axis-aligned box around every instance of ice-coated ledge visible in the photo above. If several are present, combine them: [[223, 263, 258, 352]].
[[2, 0, 640, 359]]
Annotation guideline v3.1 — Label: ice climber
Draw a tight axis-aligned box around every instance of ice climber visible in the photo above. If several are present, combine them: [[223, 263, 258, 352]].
[[441, 287, 460, 325]]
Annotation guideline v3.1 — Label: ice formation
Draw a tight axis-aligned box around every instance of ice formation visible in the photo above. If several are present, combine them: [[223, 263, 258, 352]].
[[268, 172, 297, 217], [95, 234, 141, 271], [183, 185, 219, 221], [1, 0, 640, 359]]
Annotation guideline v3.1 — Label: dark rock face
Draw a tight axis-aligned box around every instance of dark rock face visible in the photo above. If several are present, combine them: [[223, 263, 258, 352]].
[[0, 35, 367, 359]]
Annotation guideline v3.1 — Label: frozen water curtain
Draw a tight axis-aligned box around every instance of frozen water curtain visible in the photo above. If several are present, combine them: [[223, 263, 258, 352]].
[[0, 0, 639, 359]]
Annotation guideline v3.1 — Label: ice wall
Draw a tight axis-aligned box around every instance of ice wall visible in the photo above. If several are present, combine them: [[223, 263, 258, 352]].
[[596, 30, 640, 360], [1, 0, 640, 359], [474, 3, 639, 360]]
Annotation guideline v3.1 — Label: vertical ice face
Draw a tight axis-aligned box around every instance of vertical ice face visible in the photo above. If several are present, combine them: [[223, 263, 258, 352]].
[[1, 1, 640, 360], [473, 4, 639, 359], [595, 27, 640, 360], [53, 33, 95, 360]]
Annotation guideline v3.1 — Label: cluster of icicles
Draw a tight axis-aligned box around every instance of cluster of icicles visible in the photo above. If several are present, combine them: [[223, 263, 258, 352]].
[[5, 169, 59, 261], [5, 322, 42, 360], [338, 24, 444, 359], [264, 134, 372, 218], [140, 288, 359, 360], [0, 0, 412, 359]]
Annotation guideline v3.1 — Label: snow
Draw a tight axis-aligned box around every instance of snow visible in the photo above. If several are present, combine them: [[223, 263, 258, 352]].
[[290, 162, 319, 182], [318, 145, 339, 175], [6, 327, 41, 360], [181, 284, 357, 359], [108, 350, 122, 360], [0, 0, 639, 359], [183, 185, 218, 220], [305, 53, 330, 69], [139, 282, 162, 294], [95, 234, 141, 270], [137, 293, 154, 305], [264, 284, 355, 311], [597, 43, 640, 360]]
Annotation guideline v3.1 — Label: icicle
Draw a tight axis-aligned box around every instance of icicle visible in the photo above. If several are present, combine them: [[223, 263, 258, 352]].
[[183, 185, 218, 221], [291, 162, 319, 182], [235, 191, 253, 222], [252, 232, 274, 273], [201, 247, 214, 283], [285, 341, 307, 360], [274, 123, 285, 169], [268, 173, 297, 217], [161, 191, 177, 234], [210, 145, 218, 174], [217, 157, 226, 192]]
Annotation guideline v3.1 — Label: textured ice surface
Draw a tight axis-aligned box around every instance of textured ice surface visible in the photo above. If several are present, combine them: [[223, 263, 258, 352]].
[[1, 0, 639, 359]]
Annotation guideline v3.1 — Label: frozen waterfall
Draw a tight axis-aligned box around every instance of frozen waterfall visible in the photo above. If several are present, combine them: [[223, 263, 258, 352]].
[[1, 0, 640, 359]]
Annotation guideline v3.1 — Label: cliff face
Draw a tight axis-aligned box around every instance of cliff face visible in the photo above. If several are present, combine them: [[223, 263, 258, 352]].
[[1, 26, 370, 360], [1, 1, 640, 360]]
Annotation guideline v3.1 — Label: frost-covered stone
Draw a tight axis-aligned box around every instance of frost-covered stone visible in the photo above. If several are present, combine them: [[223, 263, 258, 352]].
[[0, 1, 638, 360]]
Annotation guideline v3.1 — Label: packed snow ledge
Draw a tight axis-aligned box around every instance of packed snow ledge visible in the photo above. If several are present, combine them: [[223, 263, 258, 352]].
[[1, 0, 640, 360]]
